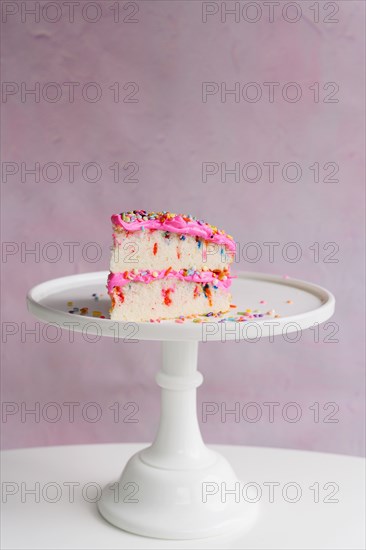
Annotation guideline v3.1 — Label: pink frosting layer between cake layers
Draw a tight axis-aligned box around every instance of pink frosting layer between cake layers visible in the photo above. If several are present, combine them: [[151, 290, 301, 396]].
[[107, 269, 233, 291], [111, 214, 236, 252]]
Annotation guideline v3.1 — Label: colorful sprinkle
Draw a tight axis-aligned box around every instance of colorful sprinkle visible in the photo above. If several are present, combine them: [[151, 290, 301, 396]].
[[203, 284, 213, 307], [162, 287, 174, 306]]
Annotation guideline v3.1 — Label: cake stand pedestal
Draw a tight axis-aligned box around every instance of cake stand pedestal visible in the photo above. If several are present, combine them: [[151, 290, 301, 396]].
[[99, 340, 255, 539], [27, 271, 335, 540]]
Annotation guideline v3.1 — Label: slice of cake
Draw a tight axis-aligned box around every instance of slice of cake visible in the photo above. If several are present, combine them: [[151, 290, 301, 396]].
[[108, 210, 236, 322]]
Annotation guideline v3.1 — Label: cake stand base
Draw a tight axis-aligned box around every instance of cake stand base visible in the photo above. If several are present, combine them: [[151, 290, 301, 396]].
[[98, 449, 258, 539]]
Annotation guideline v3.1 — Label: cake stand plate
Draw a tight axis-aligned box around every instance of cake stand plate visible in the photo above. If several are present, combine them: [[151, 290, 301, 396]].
[[27, 271, 335, 540]]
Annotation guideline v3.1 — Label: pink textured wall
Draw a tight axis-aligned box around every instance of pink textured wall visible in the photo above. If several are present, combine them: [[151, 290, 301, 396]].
[[1, 1, 365, 456]]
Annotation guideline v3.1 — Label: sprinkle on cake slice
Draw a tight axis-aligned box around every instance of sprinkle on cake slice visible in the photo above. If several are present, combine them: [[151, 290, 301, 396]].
[[108, 210, 236, 322]]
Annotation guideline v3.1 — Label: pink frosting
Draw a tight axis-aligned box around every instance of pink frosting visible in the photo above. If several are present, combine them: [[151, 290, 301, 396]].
[[108, 269, 233, 292], [111, 213, 236, 252]]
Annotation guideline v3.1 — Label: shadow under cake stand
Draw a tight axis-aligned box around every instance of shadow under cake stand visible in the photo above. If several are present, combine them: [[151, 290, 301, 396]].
[[27, 271, 335, 540]]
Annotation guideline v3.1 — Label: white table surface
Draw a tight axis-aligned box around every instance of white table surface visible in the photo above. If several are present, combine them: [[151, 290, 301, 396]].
[[1, 443, 364, 550]]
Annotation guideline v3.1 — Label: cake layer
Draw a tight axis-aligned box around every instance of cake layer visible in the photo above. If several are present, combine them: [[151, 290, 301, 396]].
[[111, 228, 233, 273], [109, 279, 231, 322]]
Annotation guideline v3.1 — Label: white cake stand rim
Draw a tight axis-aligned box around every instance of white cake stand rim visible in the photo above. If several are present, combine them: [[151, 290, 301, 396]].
[[26, 270, 335, 341]]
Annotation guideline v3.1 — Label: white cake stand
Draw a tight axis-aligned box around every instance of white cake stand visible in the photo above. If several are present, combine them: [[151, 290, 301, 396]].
[[27, 271, 335, 540]]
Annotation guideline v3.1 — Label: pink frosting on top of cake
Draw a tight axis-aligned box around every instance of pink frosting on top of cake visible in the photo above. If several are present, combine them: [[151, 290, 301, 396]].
[[107, 269, 233, 292], [111, 211, 236, 252]]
